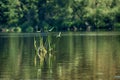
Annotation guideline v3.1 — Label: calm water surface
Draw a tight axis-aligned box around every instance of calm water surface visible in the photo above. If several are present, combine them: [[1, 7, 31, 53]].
[[0, 32, 120, 80]]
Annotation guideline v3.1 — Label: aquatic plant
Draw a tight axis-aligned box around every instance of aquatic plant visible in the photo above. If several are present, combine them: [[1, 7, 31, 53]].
[[34, 34, 56, 68]]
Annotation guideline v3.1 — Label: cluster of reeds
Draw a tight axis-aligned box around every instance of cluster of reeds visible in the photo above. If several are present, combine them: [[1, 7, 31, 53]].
[[34, 34, 55, 68]]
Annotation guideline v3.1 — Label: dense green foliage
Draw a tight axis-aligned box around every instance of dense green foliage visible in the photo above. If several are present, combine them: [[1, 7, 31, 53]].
[[0, 0, 120, 32]]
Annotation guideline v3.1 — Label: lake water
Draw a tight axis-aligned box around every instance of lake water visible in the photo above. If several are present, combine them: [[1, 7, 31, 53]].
[[0, 32, 120, 80]]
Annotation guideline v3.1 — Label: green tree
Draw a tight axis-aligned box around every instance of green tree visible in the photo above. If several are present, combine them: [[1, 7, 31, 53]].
[[19, 0, 38, 31], [7, 0, 22, 27], [0, 0, 9, 27], [0, 0, 120, 31]]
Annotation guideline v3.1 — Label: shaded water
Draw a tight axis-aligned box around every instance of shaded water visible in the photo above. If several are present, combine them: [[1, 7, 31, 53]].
[[0, 32, 120, 80]]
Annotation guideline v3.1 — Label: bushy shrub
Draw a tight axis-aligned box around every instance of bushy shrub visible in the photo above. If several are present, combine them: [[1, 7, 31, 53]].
[[1, 28, 9, 32], [8, 27, 21, 32], [21, 22, 29, 32], [26, 26, 34, 32], [14, 27, 21, 32], [114, 23, 120, 27], [114, 23, 120, 30]]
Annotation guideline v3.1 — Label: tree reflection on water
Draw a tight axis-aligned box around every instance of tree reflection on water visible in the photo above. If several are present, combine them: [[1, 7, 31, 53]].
[[0, 33, 120, 80]]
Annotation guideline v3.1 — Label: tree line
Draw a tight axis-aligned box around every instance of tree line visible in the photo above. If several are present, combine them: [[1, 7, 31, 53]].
[[0, 0, 120, 32]]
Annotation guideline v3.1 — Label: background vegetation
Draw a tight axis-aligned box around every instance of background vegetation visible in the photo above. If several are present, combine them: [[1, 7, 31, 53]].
[[0, 0, 120, 32]]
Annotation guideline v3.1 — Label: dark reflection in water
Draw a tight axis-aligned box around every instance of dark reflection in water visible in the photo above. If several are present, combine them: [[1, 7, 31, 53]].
[[0, 32, 120, 80]]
